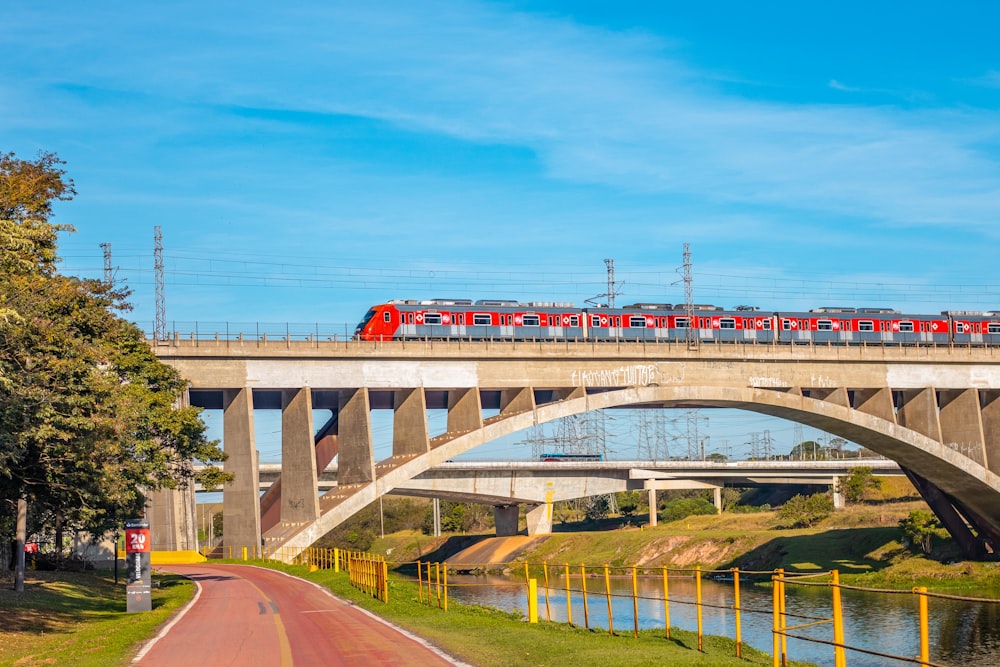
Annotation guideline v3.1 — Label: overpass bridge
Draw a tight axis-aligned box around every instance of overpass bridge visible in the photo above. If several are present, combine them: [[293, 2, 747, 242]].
[[231, 459, 904, 535], [152, 337, 1000, 560]]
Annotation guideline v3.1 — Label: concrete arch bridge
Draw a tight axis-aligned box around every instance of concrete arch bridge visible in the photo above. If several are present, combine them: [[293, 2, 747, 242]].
[[152, 338, 1000, 561]]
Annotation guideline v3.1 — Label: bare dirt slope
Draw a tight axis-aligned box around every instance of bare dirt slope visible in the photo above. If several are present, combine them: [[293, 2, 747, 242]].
[[446, 536, 549, 567]]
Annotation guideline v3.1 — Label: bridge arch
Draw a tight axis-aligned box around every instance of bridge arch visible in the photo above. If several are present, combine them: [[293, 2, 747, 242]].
[[278, 385, 1000, 557]]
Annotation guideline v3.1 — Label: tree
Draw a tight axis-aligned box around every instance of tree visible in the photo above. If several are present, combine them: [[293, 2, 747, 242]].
[[840, 466, 882, 503], [789, 440, 828, 461], [777, 493, 834, 528], [900, 510, 940, 554], [1, 151, 227, 590]]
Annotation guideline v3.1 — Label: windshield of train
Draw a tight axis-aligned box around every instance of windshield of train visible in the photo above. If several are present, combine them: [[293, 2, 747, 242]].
[[354, 308, 377, 336]]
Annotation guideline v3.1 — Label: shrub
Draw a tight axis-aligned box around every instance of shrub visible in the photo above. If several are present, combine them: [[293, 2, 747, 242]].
[[658, 497, 717, 523], [777, 493, 834, 528], [899, 510, 940, 554]]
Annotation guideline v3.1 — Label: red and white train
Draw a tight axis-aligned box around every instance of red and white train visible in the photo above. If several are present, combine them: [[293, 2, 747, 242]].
[[354, 299, 1000, 346]]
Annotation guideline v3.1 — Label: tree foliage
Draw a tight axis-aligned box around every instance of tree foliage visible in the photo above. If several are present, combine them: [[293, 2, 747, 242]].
[[840, 466, 882, 503], [1, 150, 227, 549], [900, 510, 940, 554], [777, 493, 834, 528]]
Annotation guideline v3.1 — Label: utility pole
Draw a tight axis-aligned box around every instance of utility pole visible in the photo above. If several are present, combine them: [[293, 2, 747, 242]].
[[604, 258, 616, 308], [154, 226, 166, 341]]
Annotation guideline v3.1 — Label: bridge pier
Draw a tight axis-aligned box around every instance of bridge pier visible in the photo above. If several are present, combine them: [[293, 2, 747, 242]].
[[494, 504, 519, 536], [280, 388, 320, 524], [223, 388, 261, 554], [648, 489, 657, 527]]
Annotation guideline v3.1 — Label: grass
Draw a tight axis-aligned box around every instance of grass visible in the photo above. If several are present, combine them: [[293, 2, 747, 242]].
[[0, 569, 193, 667]]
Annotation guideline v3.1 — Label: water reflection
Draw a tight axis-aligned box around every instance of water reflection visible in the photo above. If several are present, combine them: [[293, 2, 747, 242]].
[[422, 572, 1000, 667]]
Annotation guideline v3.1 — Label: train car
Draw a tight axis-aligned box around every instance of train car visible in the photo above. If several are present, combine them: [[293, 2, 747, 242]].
[[776, 308, 950, 345], [946, 311, 1000, 346], [354, 299, 586, 341], [583, 303, 777, 344]]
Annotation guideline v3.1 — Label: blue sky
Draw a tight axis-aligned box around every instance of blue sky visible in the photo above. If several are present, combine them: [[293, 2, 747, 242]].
[[5, 1, 1000, 462]]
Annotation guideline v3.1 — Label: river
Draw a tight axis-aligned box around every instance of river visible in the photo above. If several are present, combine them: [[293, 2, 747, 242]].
[[425, 572, 1000, 666]]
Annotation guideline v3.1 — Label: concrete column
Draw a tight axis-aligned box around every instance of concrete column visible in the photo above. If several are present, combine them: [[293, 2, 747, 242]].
[[149, 484, 197, 552], [938, 389, 987, 465], [897, 388, 942, 442], [648, 489, 657, 527], [525, 502, 553, 536], [812, 387, 850, 408], [713, 487, 722, 514], [494, 504, 520, 536], [500, 387, 535, 415], [432, 498, 441, 537], [853, 388, 897, 424], [831, 476, 844, 509], [393, 388, 430, 457], [337, 389, 375, 485], [981, 390, 1000, 476], [280, 388, 320, 524], [447, 388, 483, 434], [223, 388, 261, 553]]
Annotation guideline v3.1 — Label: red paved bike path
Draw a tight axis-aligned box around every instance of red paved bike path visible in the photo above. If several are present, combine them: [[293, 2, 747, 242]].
[[133, 564, 464, 666]]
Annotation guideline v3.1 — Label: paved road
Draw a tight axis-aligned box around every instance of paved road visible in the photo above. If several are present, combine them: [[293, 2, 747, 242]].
[[134, 564, 464, 666]]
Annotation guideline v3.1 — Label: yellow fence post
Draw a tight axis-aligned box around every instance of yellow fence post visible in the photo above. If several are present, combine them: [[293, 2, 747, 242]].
[[663, 566, 671, 639], [242, 546, 247, 561], [528, 578, 538, 623], [631, 566, 639, 638], [564, 563, 573, 626], [417, 560, 424, 604], [832, 570, 845, 667], [603, 564, 614, 636], [916, 586, 930, 666], [695, 565, 703, 652], [581, 564, 590, 629], [543, 561, 551, 622], [733, 568, 742, 658], [334, 547, 340, 573], [442, 562, 448, 611], [772, 570, 781, 667], [435, 562, 442, 608]]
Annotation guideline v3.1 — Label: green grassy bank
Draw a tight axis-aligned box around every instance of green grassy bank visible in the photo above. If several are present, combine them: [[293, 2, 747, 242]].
[[0, 570, 193, 667]]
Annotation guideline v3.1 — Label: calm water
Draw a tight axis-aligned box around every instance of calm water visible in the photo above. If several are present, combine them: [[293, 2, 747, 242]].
[[420, 572, 1000, 667]]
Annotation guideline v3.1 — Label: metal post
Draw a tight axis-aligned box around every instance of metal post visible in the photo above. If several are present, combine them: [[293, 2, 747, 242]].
[[603, 564, 614, 635], [564, 563, 573, 625], [696, 565, 703, 651], [733, 568, 742, 658], [916, 586, 930, 666], [832, 570, 846, 667]]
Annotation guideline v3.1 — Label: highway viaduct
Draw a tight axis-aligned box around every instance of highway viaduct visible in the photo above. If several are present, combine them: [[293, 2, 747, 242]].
[[150, 336, 1000, 561]]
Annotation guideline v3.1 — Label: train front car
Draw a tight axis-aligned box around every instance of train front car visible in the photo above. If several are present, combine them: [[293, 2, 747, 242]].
[[354, 303, 401, 340]]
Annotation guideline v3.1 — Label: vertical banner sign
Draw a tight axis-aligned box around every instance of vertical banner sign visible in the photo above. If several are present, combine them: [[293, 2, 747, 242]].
[[125, 518, 152, 612]]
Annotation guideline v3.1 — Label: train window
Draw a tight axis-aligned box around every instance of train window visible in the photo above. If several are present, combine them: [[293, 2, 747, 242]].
[[590, 315, 601, 327], [473, 314, 491, 326], [989, 323, 1000, 334], [423, 313, 442, 325], [568, 315, 579, 327], [675, 317, 690, 328], [898, 321, 914, 332], [781, 319, 791, 330], [383, 311, 391, 323], [523, 314, 540, 326], [719, 317, 736, 329], [817, 319, 833, 331], [760, 319, 771, 330], [858, 320, 874, 332], [457, 313, 464, 325], [629, 315, 646, 327]]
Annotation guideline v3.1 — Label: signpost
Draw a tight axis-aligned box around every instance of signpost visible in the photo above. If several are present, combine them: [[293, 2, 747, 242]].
[[125, 518, 152, 612]]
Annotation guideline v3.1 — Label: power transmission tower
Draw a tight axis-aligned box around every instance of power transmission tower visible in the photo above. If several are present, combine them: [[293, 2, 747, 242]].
[[682, 243, 696, 349], [100, 242, 113, 286], [154, 226, 166, 341], [635, 410, 673, 460]]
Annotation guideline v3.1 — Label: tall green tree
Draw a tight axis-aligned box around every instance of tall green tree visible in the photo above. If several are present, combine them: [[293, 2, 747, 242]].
[[1, 151, 227, 590]]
